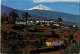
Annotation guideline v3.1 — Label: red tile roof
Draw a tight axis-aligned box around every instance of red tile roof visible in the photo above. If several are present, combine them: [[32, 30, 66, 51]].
[[46, 38, 64, 42]]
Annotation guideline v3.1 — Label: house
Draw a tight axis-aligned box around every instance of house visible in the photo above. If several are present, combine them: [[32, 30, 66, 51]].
[[79, 25, 80, 29], [61, 26, 69, 29], [46, 38, 64, 46], [15, 21, 26, 25], [40, 20, 45, 23], [73, 25, 76, 27], [53, 24, 59, 26], [15, 21, 35, 25], [36, 20, 40, 24]]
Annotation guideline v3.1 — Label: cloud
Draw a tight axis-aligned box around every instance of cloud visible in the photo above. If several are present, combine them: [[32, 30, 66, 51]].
[[2, 0, 80, 3], [1, 0, 30, 1], [33, 0, 80, 3]]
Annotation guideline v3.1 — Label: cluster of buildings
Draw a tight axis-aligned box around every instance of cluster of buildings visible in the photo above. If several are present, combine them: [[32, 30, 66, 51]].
[[16, 19, 80, 30], [15, 19, 80, 47], [16, 19, 60, 27]]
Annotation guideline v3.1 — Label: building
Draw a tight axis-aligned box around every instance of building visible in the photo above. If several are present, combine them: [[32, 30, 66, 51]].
[[79, 25, 80, 29], [46, 38, 64, 46], [15, 21, 26, 25], [15, 19, 56, 26], [53, 24, 59, 26]]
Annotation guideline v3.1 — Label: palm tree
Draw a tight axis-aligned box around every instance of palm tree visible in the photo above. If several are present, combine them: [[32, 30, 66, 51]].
[[22, 12, 31, 28], [9, 9, 18, 24], [57, 18, 63, 23]]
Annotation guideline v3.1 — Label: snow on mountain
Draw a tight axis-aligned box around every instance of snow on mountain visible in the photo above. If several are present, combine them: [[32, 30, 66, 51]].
[[1, 5, 80, 26], [24, 4, 53, 11]]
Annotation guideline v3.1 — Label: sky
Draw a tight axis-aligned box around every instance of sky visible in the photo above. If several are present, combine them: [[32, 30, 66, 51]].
[[1, 0, 80, 15]]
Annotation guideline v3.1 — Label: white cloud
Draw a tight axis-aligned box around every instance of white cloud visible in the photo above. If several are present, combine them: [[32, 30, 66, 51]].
[[33, 0, 80, 3], [1, 0, 30, 1]]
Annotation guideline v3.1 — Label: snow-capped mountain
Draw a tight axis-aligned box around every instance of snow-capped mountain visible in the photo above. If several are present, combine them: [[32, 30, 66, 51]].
[[1, 5, 80, 26], [24, 4, 53, 11]]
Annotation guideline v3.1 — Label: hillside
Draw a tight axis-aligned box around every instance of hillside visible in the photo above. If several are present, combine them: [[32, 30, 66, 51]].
[[1, 5, 80, 26], [1, 5, 47, 20], [24, 10, 80, 23]]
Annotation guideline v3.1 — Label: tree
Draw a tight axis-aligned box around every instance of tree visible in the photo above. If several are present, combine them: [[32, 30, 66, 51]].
[[1, 13, 8, 23], [1, 30, 23, 53], [57, 18, 63, 23], [51, 31, 60, 38], [22, 12, 31, 28], [68, 33, 73, 44], [9, 9, 18, 24], [64, 41, 80, 54]]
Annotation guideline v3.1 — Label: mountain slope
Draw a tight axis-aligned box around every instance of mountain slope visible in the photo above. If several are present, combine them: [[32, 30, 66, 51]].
[[23, 10, 80, 23], [1, 5, 80, 26], [1, 5, 49, 20], [1, 5, 24, 16]]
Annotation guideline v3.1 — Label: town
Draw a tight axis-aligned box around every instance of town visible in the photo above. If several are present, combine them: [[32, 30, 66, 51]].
[[1, 9, 80, 54]]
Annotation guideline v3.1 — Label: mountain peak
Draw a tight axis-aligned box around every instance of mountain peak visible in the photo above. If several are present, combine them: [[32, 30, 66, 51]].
[[25, 4, 53, 11], [38, 4, 43, 6]]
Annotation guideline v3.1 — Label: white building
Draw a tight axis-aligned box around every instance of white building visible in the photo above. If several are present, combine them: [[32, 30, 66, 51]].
[[46, 38, 64, 46], [73, 25, 76, 28], [15, 21, 35, 25], [53, 24, 59, 26], [15, 22, 26, 25]]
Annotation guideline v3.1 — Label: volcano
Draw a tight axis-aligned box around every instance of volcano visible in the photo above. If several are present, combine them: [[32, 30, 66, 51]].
[[24, 4, 53, 11]]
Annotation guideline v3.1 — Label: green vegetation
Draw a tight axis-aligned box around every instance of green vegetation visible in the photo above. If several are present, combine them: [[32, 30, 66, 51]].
[[68, 33, 73, 44], [64, 33, 80, 54], [64, 41, 80, 54], [22, 12, 31, 28], [1, 13, 8, 23], [1, 9, 80, 54], [57, 17, 63, 23], [1, 31, 23, 53], [25, 30, 51, 35], [9, 9, 18, 24]]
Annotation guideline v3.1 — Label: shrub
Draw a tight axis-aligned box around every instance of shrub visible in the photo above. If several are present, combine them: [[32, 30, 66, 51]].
[[12, 24, 25, 31]]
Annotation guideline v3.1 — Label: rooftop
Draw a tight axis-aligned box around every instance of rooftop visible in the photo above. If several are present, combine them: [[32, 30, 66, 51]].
[[46, 38, 64, 42]]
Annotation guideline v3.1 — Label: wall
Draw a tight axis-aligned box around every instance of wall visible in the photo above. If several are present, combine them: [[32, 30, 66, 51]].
[[46, 42, 51, 46], [51, 41, 64, 46]]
